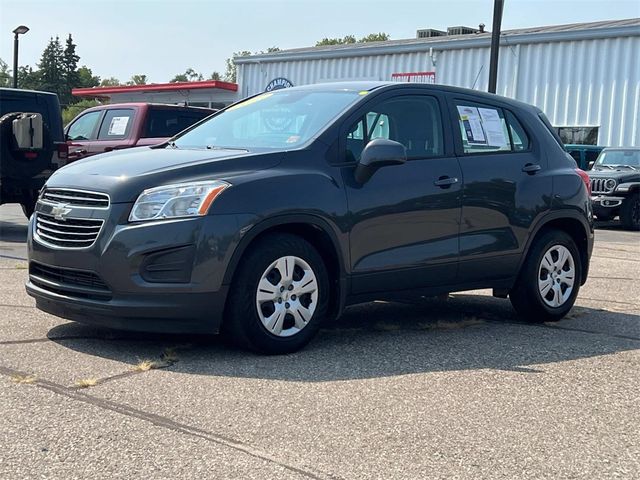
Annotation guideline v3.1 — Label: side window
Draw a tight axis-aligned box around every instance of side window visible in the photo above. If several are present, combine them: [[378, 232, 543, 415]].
[[67, 111, 102, 141], [456, 103, 512, 154], [505, 110, 530, 151], [97, 109, 134, 140], [345, 95, 444, 162], [143, 109, 210, 138]]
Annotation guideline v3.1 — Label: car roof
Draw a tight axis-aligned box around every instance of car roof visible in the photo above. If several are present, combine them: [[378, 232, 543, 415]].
[[86, 102, 214, 110], [279, 81, 538, 111], [0, 87, 58, 97], [602, 147, 640, 151]]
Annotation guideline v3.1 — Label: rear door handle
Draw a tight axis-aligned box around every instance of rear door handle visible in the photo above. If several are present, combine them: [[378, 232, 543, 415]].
[[522, 163, 541, 174], [434, 176, 459, 188]]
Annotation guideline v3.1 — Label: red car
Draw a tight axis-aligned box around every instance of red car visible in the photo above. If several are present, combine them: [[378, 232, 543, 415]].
[[64, 103, 215, 163]]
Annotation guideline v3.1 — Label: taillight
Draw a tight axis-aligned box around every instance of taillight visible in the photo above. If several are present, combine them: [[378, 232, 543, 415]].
[[576, 168, 591, 196], [57, 142, 68, 160]]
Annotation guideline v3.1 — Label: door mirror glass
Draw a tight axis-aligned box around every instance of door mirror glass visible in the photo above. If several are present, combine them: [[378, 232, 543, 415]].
[[355, 138, 407, 183]]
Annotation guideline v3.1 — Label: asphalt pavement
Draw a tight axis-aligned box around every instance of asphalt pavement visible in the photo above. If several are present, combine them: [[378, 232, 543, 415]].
[[0, 203, 638, 479]]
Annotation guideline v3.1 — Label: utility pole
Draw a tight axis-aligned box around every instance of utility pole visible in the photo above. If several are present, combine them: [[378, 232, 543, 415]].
[[488, 0, 504, 94]]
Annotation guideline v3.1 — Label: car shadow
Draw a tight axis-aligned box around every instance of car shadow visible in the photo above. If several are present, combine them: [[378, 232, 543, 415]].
[[0, 219, 28, 244], [47, 295, 640, 382]]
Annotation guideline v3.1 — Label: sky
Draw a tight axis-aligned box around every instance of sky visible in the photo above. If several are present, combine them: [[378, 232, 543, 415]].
[[1, 0, 639, 84]]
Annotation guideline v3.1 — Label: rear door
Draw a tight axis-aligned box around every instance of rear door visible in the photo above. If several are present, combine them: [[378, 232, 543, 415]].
[[92, 108, 137, 154], [341, 90, 462, 294], [448, 96, 552, 282]]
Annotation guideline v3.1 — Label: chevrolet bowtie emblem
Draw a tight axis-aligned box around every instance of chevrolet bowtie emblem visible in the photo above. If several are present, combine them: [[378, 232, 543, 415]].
[[51, 204, 72, 221]]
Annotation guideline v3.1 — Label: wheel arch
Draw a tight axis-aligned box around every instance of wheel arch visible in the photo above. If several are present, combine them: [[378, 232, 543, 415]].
[[223, 214, 348, 319], [518, 211, 592, 286]]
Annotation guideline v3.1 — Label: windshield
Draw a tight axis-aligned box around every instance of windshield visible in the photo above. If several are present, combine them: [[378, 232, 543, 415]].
[[595, 150, 640, 167], [174, 90, 362, 150]]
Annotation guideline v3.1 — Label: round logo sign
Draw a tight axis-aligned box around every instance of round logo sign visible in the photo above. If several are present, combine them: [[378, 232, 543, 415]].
[[265, 77, 294, 92]]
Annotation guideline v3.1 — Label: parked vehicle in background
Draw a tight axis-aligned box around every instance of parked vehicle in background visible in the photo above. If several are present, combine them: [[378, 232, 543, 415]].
[[27, 82, 593, 354], [0, 88, 67, 218], [589, 147, 640, 230], [65, 103, 215, 162], [564, 144, 606, 170]]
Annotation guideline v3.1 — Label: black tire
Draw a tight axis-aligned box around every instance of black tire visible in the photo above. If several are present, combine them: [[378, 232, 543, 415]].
[[510, 230, 582, 323], [594, 211, 613, 222], [620, 193, 640, 231], [223, 233, 330, 354]]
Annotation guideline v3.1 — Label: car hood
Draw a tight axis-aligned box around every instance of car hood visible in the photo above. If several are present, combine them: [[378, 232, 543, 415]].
[[46, 146, 282, 203], [589, 167, 640, 182]]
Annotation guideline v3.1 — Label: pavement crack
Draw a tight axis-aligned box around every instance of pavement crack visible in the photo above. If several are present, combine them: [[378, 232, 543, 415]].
[[0, 364, 341, 480]]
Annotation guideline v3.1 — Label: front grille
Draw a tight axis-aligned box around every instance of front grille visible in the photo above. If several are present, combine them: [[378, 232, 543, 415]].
[[591, 178, 615, 194], [42, 188, 110, 208], [34, 213, 104, 249], [30, 262, 112, 300]]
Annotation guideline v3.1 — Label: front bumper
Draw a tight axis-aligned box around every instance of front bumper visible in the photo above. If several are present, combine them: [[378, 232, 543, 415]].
[[26, 201, 249, 334], [592, 195, 625, 209]]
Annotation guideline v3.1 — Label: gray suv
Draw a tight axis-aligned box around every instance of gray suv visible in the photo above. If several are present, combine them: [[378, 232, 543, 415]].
[[26, 82, 594, 354]]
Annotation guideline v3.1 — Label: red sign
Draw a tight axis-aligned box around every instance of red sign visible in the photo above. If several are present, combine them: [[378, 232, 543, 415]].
[[391, 72, 436, 84]]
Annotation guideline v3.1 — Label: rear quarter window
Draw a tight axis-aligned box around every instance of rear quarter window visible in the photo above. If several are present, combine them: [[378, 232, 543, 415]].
[[142, 108, 210, 138]]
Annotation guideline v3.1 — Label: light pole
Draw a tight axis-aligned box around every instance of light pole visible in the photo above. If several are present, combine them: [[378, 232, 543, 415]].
[[488, 0, 504, 94], [12, 25, 29, 89]]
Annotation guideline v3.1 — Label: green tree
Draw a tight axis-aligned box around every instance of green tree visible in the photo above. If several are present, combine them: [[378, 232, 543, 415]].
[[0, 58, 11, 87], [315, 33, 389, 46], [209, 71, 221, 81], [224, 51, 251, 83], [100, 77, 121, 87], [127, 74, 148, 85], [62, 99, 101, 126], [77, 65, 100, 88], [61, 34, 80, 105], [170, 68, 203, 83], [17, 65, 41, 90], [38, 36, 65, 98], [359, 32, 390, 42]]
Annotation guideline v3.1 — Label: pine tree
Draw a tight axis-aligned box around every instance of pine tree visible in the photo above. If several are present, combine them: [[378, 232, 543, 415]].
[[38, 36, 65, 99], [62, 34, 80, 105]]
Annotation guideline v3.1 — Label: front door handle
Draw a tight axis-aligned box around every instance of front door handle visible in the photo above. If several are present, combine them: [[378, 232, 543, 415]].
[[434, 176, 459, 188], [522, 163, 541, 174]]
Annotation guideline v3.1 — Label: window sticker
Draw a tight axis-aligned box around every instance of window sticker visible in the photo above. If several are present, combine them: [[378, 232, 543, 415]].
[[108, 116, 130, 136], [478, 108, 509, 148], [457, 106, 486, 144]]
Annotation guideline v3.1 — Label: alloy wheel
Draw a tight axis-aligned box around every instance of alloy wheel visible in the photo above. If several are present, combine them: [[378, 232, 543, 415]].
[[255, 256, 319, 337], [538, 245, 575, 308]]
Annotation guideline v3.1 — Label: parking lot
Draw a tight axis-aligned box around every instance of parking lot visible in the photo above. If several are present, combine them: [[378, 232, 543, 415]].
[[0, 203, 638, 479]]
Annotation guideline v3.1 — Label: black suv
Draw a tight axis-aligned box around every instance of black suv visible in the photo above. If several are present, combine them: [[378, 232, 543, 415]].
[[26, 82, 593, 354], [0, 88, 67, 218], [588, 147, 640, 230]]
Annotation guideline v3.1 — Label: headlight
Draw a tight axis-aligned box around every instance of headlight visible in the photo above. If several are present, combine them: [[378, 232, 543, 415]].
[[605, 178, 617, 190], [129, 180, 230, 222]]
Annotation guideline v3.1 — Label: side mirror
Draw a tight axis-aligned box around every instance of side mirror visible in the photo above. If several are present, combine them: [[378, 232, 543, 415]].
[[587, 160, 595, 170], [354, 138, 407, 184]]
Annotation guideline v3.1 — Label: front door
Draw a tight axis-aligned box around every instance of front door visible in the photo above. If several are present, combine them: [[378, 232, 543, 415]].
[[65, 109, 102, 162], [341, 92, 462, 294]]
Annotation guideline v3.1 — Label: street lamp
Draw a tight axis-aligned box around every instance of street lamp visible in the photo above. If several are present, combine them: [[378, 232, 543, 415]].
[[12, 25, 29, 89]]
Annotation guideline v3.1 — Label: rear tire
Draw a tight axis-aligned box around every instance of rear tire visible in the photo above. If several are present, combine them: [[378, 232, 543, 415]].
[[620, 193, 640, 231], [224, 233, 330, 354], [510, 230, 582, 323]]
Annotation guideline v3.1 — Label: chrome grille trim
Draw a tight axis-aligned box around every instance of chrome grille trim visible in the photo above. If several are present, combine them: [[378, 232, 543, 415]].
[[41, 188, 110, 209], [34, 213, 104, 250], [590, 178, 615, 194]]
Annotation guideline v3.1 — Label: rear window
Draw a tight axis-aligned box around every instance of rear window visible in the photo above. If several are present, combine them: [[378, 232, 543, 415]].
[[97, 109, 135, 140], [142, 108, 210, 138]]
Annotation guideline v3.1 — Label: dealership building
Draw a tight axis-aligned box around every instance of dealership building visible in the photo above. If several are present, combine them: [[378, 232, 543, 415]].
[[235, 18, 640, 147]]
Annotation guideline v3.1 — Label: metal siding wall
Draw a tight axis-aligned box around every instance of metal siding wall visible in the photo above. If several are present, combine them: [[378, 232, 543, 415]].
[[237, 35, 640, 146]]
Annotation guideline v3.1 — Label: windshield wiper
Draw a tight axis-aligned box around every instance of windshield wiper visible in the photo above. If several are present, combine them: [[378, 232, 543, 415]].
[[206, 145, 248, 151], [613, 164, 637, 170]]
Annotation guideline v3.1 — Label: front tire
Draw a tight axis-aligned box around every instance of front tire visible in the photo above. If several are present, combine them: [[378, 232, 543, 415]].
[[510, 230, 582, 323], [224, 233, 330, 354], [620, 193, 640, 231]]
